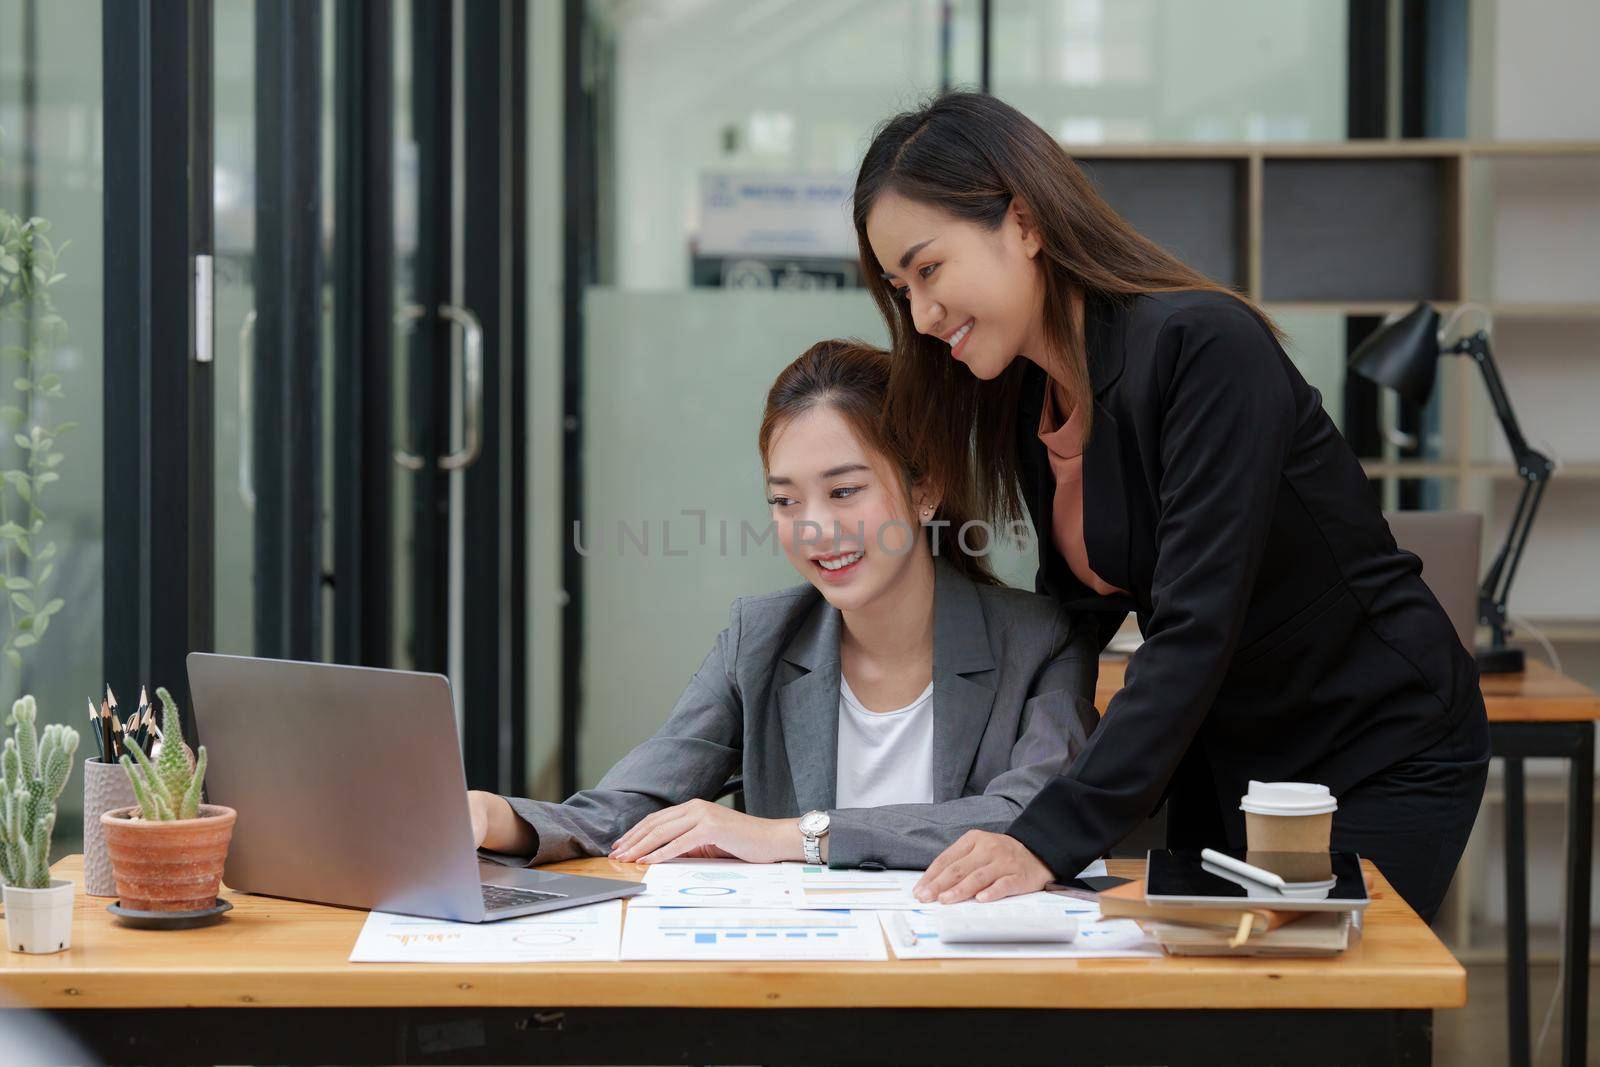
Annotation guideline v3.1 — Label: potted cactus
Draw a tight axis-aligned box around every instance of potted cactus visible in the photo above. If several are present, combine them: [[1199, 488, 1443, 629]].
[[100, 687, 235, 915], [0, 695, 80, 953]]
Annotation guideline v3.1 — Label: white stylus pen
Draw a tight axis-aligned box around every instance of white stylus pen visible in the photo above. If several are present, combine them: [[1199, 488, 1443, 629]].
[[1200, 848, 1287, 890]]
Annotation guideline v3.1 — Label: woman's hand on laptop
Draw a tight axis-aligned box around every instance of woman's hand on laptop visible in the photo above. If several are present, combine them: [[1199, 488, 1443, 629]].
[[610, 799, 805, 865]]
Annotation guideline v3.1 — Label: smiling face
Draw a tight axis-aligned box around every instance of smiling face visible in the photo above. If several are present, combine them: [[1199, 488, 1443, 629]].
[[865, 190, 1049, 381], [764, 402, 933, 613]]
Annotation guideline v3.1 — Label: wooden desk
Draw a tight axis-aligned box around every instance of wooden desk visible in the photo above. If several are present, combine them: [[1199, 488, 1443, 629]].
[[0, 854, 1461, 1066], [1097, 655, 1600, 1067], [1095, 657, 1600, 722]]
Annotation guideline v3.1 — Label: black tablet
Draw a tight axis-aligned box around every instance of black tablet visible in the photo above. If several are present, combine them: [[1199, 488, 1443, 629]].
[[1144, 849, 1370, 912]]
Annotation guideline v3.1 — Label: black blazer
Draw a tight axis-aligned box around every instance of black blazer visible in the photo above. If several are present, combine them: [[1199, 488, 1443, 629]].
[[1006, 289, 1484, 878]]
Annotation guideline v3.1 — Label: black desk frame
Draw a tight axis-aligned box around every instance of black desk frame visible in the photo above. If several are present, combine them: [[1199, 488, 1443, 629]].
[[1493, 720, 1594, 1067], [30, 1006, 1433, 1066]]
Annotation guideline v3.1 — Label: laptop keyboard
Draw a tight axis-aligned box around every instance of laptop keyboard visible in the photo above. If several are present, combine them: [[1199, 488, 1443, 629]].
[[481, 883, 567, 911]]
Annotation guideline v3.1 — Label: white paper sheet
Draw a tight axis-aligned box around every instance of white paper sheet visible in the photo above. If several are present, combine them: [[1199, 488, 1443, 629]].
[[628, 858, 794, 908], [878, 906, 1162, 960], [785, 858, 1110, 910], [619, 907, 889, 961], [349, 900, 623, 963]]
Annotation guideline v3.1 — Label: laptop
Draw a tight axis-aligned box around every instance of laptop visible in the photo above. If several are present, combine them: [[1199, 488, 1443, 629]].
[[186, 653, 644, 922], [1384, 510, 1483, 650]]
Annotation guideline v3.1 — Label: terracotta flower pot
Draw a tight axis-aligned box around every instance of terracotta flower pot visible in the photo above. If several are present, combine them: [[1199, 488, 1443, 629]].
[[99, 804, 237, 912]]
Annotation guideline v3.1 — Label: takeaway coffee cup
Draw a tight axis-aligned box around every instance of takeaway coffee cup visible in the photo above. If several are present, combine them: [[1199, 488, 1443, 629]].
[[1239, 780, 1337, 853]]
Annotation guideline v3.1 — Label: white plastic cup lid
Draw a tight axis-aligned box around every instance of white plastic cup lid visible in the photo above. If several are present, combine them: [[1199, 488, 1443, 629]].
[[1239, 780, 1338, 817]]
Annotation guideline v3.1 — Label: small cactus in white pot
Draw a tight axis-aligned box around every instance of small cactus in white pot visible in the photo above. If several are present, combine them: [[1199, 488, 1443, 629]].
[[0, 695, 79, 953]]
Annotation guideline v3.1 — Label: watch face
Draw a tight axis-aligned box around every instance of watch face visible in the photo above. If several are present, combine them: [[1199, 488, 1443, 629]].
[[799, 811, 829, 836]]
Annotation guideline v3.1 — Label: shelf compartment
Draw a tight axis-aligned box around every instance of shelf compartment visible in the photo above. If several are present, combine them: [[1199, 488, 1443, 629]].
[[1261, 156, 1462, 303], [1076, 157, 1248, 290]]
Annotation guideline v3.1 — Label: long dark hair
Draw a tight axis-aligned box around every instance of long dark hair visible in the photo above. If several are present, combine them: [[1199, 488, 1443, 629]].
[[759, 339, 998, 586], [852, 91, 1281, 527]]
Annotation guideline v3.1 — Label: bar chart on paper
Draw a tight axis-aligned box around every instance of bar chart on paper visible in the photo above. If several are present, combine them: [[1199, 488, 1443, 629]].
[[619, 907, 888, 961]]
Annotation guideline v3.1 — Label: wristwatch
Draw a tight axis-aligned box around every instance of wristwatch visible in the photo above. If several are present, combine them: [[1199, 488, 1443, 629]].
[[798, 810, 830, 865]]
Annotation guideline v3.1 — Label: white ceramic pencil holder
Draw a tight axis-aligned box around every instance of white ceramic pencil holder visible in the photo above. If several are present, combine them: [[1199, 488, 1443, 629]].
[[82, 756, 137, 897]]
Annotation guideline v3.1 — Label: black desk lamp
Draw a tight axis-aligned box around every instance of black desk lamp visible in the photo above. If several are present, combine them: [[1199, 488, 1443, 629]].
[[1349, 302, 1554, 674]]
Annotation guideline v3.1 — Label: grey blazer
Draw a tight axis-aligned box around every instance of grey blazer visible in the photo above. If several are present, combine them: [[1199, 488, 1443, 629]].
[[489, 558, 1099, 870]]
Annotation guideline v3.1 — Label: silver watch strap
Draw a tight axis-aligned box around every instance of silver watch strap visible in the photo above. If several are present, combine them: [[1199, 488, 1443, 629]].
[[803, 830, 823, 865]]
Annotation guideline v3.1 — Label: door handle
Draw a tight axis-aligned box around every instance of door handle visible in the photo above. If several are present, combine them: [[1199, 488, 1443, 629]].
[[437, 304, 484, 472], [393, 303, 427, 470], [238, 309, 257, 510], [392, 303, 484, 471]]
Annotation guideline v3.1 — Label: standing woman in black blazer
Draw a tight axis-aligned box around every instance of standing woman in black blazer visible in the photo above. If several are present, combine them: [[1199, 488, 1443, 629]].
[[854, 92, 1488, 923]]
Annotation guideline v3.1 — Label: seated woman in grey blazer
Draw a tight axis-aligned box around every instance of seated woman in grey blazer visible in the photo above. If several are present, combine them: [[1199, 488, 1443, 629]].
[[471, 339, 1099, 871]]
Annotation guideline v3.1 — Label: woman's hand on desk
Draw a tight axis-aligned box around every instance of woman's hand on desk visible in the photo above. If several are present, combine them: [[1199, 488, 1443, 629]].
[[914, 829, 1053, 904], [610, 799, 802, 864]]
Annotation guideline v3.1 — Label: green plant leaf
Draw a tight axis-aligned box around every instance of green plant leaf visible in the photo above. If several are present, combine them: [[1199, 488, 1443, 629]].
[[35, 563, 51, 586], [37, 374, 58, 391], [10, 378, 28, 393], [31, 615, 47, 638], [9, 592, 34, 614], [11, 434, 28, 450], [5, 475, 30, 502], [53, 421, 76, 434], [35, 471, 57, 487], [0, 522, 23, 540], [33, 542, 55, 561], [13, 634, 36, 649], [39, 599, 61, 617], [3, 577, 30, 591]]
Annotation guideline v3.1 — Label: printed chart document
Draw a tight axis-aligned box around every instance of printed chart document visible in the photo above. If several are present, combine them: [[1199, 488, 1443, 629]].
[[628, 859, 793, 908], [620, 907, 888, 961], [349, 900, 623, 963], [785, 859, 1110, 910], [878, 907, 1161, 960]]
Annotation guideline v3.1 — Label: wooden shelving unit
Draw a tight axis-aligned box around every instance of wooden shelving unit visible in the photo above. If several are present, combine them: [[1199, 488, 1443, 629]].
[[1071, 138, 1600, 649]]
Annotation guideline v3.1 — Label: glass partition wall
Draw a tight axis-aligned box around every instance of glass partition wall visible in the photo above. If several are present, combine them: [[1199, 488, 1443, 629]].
[[0, 0, 107, 849], [561, 0, 1359, 793]]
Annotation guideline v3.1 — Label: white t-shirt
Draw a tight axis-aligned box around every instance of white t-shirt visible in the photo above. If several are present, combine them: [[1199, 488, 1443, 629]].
[[834, 675, 936, 809]]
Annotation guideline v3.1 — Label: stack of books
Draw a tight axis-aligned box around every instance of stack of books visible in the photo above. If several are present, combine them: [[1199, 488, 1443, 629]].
[[1097, 879, 1362, 958]]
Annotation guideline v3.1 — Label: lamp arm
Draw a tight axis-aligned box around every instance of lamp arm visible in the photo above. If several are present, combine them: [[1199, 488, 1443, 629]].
[[1454, 330, 1555, 650], [1456, 331, 1538, 466], [1478, 475, 1549, 646]]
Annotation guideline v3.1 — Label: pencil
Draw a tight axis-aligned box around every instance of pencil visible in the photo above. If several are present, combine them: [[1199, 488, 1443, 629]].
[[135, 686, 149, 748], [98, 692, 114, 765], [88, 698, 105, 762], [110, 712, 124, 761]]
